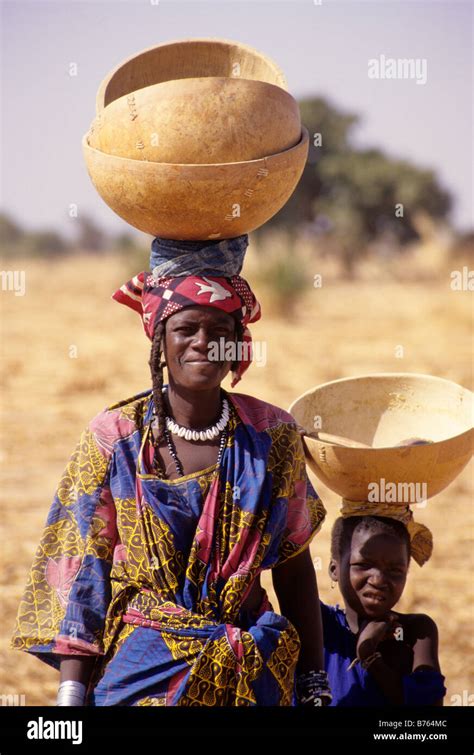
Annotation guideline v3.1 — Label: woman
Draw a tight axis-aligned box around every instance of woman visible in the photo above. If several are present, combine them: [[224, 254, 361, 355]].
[[11, 235, 329, 706]]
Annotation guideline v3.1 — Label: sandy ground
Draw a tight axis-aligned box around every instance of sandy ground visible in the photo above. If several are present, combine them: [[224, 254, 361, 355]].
[[0, 250, 472, 706]]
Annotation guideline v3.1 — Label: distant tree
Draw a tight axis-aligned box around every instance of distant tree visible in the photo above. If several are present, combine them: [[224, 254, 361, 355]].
[[28, 230, 69, 255], [316, 148, 452, 244], [75, 214, 108, 251], [260, 97, 453, 274], [115, 232, 136, 252], [0, 212, 23, 245], [449, 230, 474, 261]]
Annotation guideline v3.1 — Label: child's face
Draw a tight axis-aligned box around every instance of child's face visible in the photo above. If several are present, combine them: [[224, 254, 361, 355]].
[[336, 528, 410, 619]]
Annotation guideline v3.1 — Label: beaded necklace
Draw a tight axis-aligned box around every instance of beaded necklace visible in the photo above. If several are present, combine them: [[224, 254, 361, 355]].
[[151, 387, 230, 479]]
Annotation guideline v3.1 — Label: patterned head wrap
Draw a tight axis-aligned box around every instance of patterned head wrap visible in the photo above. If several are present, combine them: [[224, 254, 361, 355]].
[[112, 271, 261, 388], [340, 498, 433, 566]]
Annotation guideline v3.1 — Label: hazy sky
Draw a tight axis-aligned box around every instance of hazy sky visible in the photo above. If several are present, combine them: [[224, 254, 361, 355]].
[[1, 0, 472, 239]]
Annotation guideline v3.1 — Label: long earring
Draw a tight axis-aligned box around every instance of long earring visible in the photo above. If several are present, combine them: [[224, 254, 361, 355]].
[[331, 580, 337, 589]]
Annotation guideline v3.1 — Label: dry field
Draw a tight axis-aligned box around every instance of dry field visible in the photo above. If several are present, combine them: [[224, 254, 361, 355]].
[[1, 243, 472, 706]]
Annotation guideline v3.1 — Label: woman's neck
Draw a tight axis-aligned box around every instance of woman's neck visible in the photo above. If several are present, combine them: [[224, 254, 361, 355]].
[[163, 382, 224, 429]]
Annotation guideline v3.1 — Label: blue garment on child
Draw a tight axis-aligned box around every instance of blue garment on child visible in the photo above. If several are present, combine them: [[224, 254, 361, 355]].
[[321, 601, 446, 706]]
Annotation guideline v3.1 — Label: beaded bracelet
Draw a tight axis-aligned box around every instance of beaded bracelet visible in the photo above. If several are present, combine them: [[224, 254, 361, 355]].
[[361, 651, 382, 670], [347, 650, 382, 671], [296, 669, 332, 706]]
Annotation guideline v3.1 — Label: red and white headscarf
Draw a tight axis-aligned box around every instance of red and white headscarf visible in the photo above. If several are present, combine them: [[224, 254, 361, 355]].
[[112, 272, 262, 387]]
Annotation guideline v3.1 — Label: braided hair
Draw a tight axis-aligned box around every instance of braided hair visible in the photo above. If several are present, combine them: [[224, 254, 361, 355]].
[[148, 320, 167, 475], [148, 314, 243, 476]]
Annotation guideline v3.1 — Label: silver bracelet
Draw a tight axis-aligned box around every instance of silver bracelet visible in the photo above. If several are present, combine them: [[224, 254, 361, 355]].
[[56, 680, 87, 706]]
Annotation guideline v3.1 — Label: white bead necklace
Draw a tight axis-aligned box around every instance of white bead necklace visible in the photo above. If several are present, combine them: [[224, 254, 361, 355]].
[[166, 400, 229, 441], [155, 387, 230, 442]]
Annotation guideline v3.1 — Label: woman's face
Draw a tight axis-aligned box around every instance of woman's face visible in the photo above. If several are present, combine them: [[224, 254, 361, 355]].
[[163, 306, 238, 391], [333, 528, 410, 620]]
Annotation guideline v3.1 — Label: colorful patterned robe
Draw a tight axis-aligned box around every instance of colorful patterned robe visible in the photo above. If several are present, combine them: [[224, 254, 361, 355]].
[[11, 387, 326, 706]]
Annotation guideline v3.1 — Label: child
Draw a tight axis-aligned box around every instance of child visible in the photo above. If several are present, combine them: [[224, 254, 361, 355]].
[[322, 511, 446, 706]]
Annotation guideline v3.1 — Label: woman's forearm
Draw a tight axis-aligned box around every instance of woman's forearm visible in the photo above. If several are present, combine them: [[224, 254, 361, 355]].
[[57, 656, 96, 706], [272, 548, 325, 672], [59, 655, 96, 685]]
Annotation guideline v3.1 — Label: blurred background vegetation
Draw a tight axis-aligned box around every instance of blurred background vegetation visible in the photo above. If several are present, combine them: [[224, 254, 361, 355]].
[[1, 97, 472, 313]]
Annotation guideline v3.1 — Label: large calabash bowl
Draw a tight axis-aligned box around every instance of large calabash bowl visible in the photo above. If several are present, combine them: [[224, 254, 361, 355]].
[[288, 373, 473, 502], [82, 126, 309, 239], [88, 77, 301, 164], [95, 37, 288, 113]]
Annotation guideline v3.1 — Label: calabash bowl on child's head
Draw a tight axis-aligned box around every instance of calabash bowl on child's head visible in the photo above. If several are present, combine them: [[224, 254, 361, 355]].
[[289, 373, 473, 502]]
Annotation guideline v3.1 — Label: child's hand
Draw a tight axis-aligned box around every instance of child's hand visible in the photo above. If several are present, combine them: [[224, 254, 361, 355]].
[[356, 613, 399, 660]]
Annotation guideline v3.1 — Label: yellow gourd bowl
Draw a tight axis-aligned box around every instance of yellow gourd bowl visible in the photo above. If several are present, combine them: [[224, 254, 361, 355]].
[[82, 127, 309, 239], [289, 373, 473, 502], [95, 37, 288, 113], [88, 77, 301, 164]]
